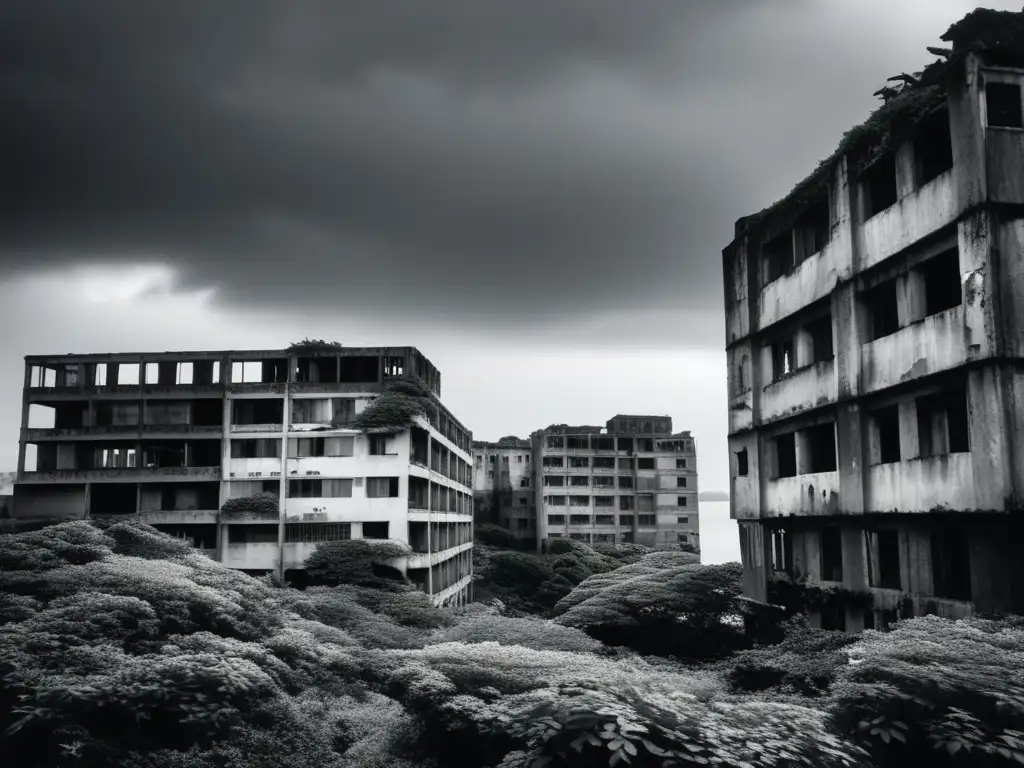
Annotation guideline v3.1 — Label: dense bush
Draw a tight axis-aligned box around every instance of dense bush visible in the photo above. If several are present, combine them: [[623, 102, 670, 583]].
[[725, 617, 860, 697], [830, 615, 1024, 766], [220, 493, 280, 516], [474, 523, 518, 548], [303, 539, 411, 590], [435, 614, 605, 654], [353, 375, 436, 433], [553, 554, 744, 659]]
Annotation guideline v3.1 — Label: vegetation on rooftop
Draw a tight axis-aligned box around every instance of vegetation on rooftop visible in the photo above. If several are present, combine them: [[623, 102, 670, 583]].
[[286, 339, 344, 354], [740, 6, 1024, 239]]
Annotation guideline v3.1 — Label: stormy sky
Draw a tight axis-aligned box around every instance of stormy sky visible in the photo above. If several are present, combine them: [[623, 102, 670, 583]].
[[0, 0, 1014, 493]]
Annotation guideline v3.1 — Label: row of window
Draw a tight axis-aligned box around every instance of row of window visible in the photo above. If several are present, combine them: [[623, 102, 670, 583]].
[[549, 531, 691, 544], [544, 495, 690, 508], [769, 523, 971, 602], [734, 385, 971, 480], [541, 456, 689, 470], [544, 436, 695, 453], [228, 521, 390, 544], [548, 514, 688, 527], [543, 475, 688, 488]]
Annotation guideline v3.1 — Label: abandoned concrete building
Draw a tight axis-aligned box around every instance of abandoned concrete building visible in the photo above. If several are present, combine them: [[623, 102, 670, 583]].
[[472, 436, 536, 545], [723, 16, 1024, 630], [15, 347, 474, 607], [532, 416, 699, 552]]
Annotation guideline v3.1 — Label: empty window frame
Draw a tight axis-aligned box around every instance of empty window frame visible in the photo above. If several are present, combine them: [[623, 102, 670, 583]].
[[915, 109, 954, 185], [231, 438, 282, 459], [637, 458, 655, 470], [807, 314, 834, 363], [569, 514, 590, 524], [820, 526, 843, 582], [543, 456, 564, 468], [619, 497, 635, 511], [676, 476, 688, 488], [593, 457, 615, 469], [867, 529, 902, 590], [863, 281, 900, 341], [932, 526, 971, 600], [676, 458, 688, 469], [775, 433, 797, 478], [547, 515, 566, 525], [806, 422, 837, 473], [617, 476, 634, 489], [637, 515, 656, 526], [568, 456, 589, 468], [920, 248, 962, 317], [795, 197, 830, 262], [771, 528, 793, 574], [546, 496, 567, 507], [763, 231, 794, 285], [986, 81, 1024, 128], [862, 154, 898, 219], [594, 496, 614, 507], [917, 388, 970, 457], [543, 476, 565, 487], [285, 523, 351, 543], [569, 476, 589, 487], [362, 522, 389, 539], [869, 405, 901, 465], [595, 514, 615, 525], [736, 448, 749, 477], [771, 338, 795, 380], [677, 497, 689, 507]]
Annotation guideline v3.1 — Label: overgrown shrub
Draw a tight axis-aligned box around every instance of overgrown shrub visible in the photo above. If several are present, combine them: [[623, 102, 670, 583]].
[[220, 493, 280, 516], [303, 539, 411, 590], [475, 523, 518, 549], [435, 614, 604, 654]]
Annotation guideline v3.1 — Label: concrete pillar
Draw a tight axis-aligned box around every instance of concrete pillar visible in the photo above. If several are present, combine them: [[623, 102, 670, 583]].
[[794, 429, 813, 475], [897, 400, 920, 460], [83, 483, 92, 519], [832, 283, 862, 400], [894, 142, 917, 200], [947, 53, 987, 211], [219, 394, 232, 508], [836, 403, 866, 514], [967, 367, 1013, 511]]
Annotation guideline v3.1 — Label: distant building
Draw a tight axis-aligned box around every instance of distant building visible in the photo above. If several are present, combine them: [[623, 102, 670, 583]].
[[722, 15, 1024, 629], [14, 347, 473, 607], [0, 471, 15, 519], [472, 436, 535, 545], [532, 415, 698, 552]]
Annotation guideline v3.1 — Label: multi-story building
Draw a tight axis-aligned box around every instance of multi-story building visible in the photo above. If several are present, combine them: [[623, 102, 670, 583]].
[[532, 415, 698, 552], [14, 346, 474, 606], [722, 16, 1024, 629], [472, 436, 536, 545]]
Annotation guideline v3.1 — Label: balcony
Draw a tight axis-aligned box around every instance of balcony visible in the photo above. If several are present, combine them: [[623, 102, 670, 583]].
[[763, 471, 839, 518], [987, 127, 1024, 204], [867, 452, 975, 514], [860, 306, 966, 395], [405, 541, 474, 569], [229, 457, 283, 479], [138, 509, 220, 525], [27, 424, 223, 441], [759, 244, 839, 331], [760, 359, 836, 424], [220, 509, 280, 523], [858, 170, 956, 273], [283, 496, 406, 523], [19, 466, 222, 483]]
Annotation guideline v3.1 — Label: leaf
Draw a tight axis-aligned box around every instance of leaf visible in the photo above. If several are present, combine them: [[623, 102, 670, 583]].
[[946, 741, 962, 756], [890, 730, 906, 744], [623, 741, 638, 756], [610, 751, 624, 768], [880, 731, 891, 745], [891, 721, 908, 730]]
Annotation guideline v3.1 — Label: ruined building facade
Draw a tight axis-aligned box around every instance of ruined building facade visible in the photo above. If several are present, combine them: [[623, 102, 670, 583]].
[[533, 416, 699, 552], [723, 47, 1024, 629], [15, 347, 474, 607], [472, 437, 536, 546]]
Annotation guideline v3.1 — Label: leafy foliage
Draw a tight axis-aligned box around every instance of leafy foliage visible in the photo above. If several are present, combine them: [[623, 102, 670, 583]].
[[353, 376, 437, 433], [475, 522, 519, 548], [286, 338, 344, 353], [220, 493, 280, 517], [434, 614, 605, 654], [553, 554, 744, 659], [830, 615, 1024, 766], [303, 539, 412, 590], [725, 617, 860, 698]]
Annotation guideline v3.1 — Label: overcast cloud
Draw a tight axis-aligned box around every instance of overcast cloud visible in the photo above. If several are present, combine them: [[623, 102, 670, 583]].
[[0, 0, 1017, 492]]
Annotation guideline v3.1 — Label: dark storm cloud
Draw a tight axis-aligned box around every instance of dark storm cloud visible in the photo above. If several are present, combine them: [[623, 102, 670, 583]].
[[0, 0, 979, 339]]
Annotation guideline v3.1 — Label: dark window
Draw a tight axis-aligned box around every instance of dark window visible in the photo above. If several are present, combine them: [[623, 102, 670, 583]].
[[795, 198, 830, 263], [921, 248, 962, 317], [637, 458, 655, 470], [806, 423, 837, 473], [369, 436, 388, 455], [917, 389, 970, 457], [864, 281, 900, 340], [764, 231, 794, 284], [820, 526, 843, 582], [863, 610, 876, 630], [736, 448, 749, 477], [619, 497, 634, 511], [775, 434, 797, 478], [637, 515, 656, 526], [676, 476, 687, 488], [362, 522, 389, 539], [932, 526, 971, 600], [986, 82, 1023, 128], [878, 530, 901, 590], [569, 514, 590, 525], [283, 523, 351, 543], [676, 458, 687, 469], [772, 338, 794, 380], [915, 109, 954, 185], [677, 516, 689, 524], [862, 154, 898, 218], [871, 406, 901, 465], [593, 456, 615, 469], [820, 602, 847, 631], [618, 476, 634, 489], [618, 514, 634, 526], [808, 315, 834, 363], [677, 497, 689, 508], [547, 515, 565, 525]]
